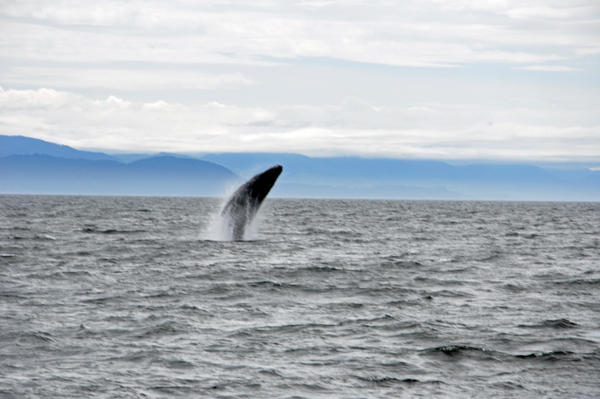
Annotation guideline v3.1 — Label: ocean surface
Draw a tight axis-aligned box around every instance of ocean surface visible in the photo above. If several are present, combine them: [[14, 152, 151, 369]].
[[1, 195, 599, 398]]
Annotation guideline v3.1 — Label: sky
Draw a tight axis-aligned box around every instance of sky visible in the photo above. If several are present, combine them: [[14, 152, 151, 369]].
[[1, 0, 599, 163]]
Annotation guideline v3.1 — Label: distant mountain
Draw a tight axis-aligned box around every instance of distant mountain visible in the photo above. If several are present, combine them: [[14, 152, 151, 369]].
[[202, 153, 556, 184], [271, 183, 460, 200], [201, 153, 457, 185], [202, 153, 316, 176], [0, 155, 238, 196], [111, 152, 203, 163], [1, 135, 599, 200], [0, 135, 119, 161], [202, 152, 600, 201]]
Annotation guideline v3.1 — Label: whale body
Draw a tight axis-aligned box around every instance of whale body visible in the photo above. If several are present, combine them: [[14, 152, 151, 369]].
[[221, 164, 282, 240]]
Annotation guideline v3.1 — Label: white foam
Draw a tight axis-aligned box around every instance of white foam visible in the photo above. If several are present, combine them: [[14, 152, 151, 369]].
[[204, 198, 232, 241], [204, 196, 267, 241]]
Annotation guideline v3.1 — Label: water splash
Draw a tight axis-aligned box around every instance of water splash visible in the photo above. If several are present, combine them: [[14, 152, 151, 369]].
[[205, 198, 264, 241]]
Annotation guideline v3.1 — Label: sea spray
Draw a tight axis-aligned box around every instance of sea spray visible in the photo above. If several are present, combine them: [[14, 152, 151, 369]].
[[205, 204, 231, 241], [205, 196, 266, 241], [204, 182, 237, 241]]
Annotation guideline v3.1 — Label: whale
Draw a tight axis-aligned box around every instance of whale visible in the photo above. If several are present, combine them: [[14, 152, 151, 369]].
[[221, 164, 282, 240]]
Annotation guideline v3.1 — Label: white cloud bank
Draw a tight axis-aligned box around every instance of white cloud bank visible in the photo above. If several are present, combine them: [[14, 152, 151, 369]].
[[1, 0, 598, 70], [1, 68, 255, 91], [1, 87, 598, 162], [0, 1, 598, 161]]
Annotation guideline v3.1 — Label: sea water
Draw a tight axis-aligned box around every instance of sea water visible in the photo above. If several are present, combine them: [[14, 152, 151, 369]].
[[1, 195, 599, 398]]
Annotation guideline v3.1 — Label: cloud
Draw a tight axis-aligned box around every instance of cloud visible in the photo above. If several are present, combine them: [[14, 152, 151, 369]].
[[519, 65, 581, 72], [0, 1, 598, 162], [1, 0, 598, 69], [575, 46, 600, 56], [1, 67, 255, 91], [1, 87, 598, 162], [505, 5, 588, 20], [0, 86, 83, 109]]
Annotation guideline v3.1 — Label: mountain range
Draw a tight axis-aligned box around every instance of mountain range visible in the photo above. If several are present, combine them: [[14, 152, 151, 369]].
[[0, 136, 237, 196], [1, 135, 599, 200]]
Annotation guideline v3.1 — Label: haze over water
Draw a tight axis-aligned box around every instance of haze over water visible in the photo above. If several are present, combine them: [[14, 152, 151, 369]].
[[1, 195, 599, 398]]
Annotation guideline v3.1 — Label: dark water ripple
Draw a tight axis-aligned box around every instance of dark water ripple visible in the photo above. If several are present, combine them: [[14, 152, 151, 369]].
[[1, 195, 599, 398]]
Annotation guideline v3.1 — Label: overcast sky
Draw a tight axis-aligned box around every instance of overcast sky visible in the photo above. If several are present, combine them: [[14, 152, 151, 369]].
[[1, 0, 599, 162]]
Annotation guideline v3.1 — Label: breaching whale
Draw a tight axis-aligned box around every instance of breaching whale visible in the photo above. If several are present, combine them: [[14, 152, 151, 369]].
[[221, 164, 282, 240]]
